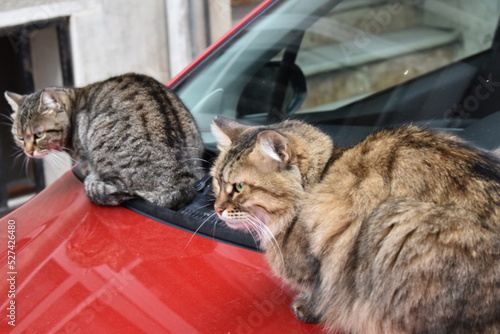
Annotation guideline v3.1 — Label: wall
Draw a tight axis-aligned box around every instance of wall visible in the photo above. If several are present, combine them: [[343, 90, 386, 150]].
[[0, 0, 243, 195], [0, 0, 240, 85], [70, 0, 170, 85]]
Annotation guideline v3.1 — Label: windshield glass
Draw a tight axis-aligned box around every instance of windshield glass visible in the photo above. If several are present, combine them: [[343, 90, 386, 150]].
[[176, 0, 500, 150]]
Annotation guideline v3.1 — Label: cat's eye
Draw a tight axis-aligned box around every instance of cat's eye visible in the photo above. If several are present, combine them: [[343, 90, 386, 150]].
[[16, 136, 24, 141], [34, 132, 44, 139], [234, 182, 245, 193]]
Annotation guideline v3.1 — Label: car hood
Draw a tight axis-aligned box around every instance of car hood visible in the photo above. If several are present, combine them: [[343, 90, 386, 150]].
[[0, 169, 324, 333]]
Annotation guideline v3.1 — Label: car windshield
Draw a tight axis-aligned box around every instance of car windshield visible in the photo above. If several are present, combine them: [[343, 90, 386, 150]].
[[129, 0, 500, 250], [175, 0, 500, 150]]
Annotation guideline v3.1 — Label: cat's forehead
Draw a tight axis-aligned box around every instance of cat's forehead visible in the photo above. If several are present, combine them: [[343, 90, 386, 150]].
[[216, 145, 253, 175], [214, 158, 242, 183], [12, 93, 41, 121], [213, 129, 264, 182], [13, 112, 39, 131], [17, 92, 40, 110]]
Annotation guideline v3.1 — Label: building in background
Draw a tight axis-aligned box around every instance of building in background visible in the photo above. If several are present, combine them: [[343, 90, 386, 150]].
[[0, 0, 264, 214]]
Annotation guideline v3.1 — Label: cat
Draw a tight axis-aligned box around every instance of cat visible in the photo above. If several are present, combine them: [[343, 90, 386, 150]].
[[211, 115, 500, 334], [5, 73, 205, 208]]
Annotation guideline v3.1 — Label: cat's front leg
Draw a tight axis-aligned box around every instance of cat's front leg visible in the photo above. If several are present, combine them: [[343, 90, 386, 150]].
[[84, 172, 133, 206], [291, 291, 322, 324]]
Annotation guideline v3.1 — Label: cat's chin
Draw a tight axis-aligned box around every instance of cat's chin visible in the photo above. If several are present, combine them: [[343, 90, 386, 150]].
[[27, 151, 48, 158], [222, 220, 249, 231], [28, 146, 63, 158]]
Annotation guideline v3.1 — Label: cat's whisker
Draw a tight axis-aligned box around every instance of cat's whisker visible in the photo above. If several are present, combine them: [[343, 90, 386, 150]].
[[0, 112, 13, 119], [191, 202, 212, 211], [60, 146, 75, 156], [240, 224, 260, 247], [60, 146, 73, 154], [240, 218, 264, 248], [11, 154, 26, 173], [179, 158, 210, 169], [184, 212, 217, 249], [183, 157, 209, 163], [244, 216, 264, 239], [58, 149, 78, 165], [0, 114, 14, 124], [0, 121, 14, 127], [10, 149, 24, 161], [22, 156, 31, 178], [209, 215, 224, 241], [248, 215, 286, 271], [183, 145, 206, 152], [46, 152, 70, 171], [44, 154, 54, 166], [53, 150, 70, 160], [0, 114, 14, 121]]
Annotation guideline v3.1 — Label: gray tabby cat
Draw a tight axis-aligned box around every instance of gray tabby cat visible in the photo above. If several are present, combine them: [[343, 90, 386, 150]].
[[212, 116, 500, 334], [5, 73, 204, 208]]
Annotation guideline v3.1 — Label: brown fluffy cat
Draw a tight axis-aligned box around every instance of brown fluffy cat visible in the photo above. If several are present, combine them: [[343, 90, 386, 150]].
[[211, 116, 500, 334]]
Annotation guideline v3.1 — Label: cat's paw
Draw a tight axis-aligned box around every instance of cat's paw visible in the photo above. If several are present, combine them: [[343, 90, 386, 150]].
[[291, 293, 321, 324], [84, 173, 133, 206]]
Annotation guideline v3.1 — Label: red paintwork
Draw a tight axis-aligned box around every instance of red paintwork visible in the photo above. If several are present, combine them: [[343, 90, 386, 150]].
[[0, 170, 324, 333], [168, 0, 277, 88], [0, 2, 330, 332]]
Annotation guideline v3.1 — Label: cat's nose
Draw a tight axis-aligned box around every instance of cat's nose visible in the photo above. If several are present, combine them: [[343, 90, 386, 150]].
[[25, 143, 35, 156], [215, 205, 225, 215]]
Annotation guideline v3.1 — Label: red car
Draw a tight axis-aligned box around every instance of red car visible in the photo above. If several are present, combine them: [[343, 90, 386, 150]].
[[2, 0, 500, 333]]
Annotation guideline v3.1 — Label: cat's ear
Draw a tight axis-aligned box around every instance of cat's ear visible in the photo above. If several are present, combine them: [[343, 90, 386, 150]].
[[211, 116, 249, 150], [40, 90, 61, 112], [4, 91, 25, 112], [254, 130, 291, 167]]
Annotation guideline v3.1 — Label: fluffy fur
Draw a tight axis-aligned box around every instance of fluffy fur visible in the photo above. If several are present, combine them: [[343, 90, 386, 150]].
[[5, 73, 204, 208], [211, 115, 500, 333]]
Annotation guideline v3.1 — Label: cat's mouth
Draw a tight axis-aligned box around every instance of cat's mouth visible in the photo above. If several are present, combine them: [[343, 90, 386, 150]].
[[217, 207, 269, 231], [26, 143, 63, 158], [26, 149, 54, 158], [216, 213, 248, 230]]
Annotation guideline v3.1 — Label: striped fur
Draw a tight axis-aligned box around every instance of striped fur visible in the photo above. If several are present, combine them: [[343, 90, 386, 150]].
[[211, 116, 500, 333], [5, 73, 204, 208]]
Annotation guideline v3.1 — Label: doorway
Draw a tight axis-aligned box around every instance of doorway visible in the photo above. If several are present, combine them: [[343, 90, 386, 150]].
[[0, 18, 73, 215]]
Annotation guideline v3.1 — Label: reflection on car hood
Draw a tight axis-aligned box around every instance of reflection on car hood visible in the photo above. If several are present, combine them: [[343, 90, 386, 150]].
[[0, 169, 323, 333]]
